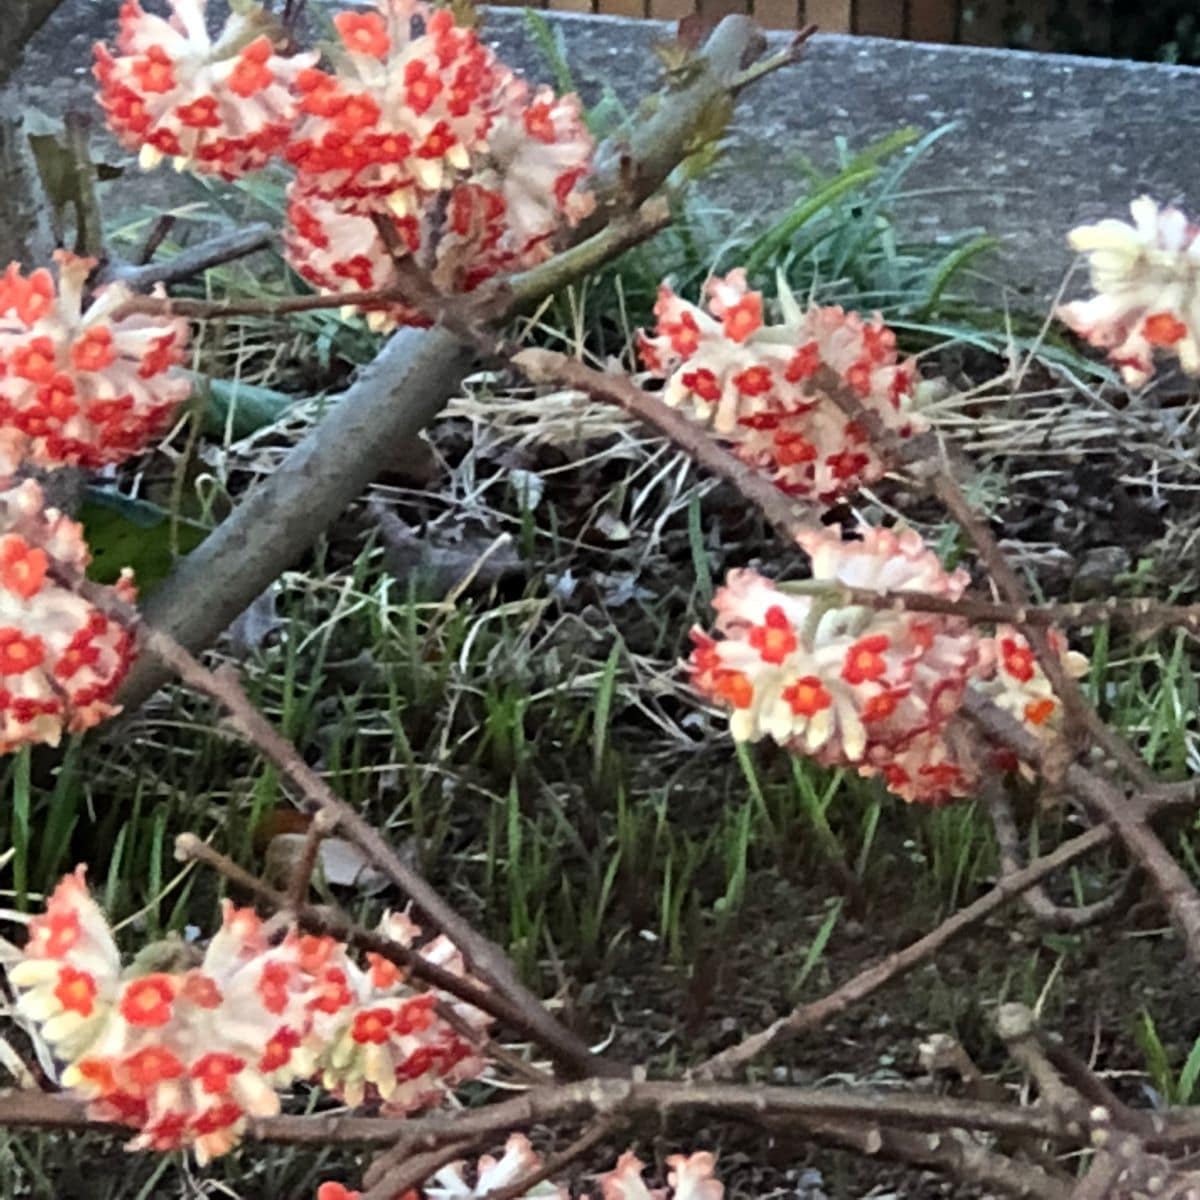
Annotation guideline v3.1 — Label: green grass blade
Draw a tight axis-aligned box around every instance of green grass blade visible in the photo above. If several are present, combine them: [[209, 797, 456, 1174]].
[[743, 167, 880, 278], [687, 493, 713, 608], [1178, 1033, 1200, 1104], [793, 899, 842, 994], [592, 642, 622, 782], [523, 9, 577, 98], [1135, 1009, 1174, 1103], [915, 234, 999, 318]]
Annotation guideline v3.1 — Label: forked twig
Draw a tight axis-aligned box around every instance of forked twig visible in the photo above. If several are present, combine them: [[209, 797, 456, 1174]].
[[984, 781, 1136, 932]]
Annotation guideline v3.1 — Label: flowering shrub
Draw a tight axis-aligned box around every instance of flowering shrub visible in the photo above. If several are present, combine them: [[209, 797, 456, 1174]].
[[11, 870, 489, 1162], [638, 270, 924, 501], [94, 0, 317, 178], [0, 480, 135, 751], [0, 254, 190, 468], [5, 0, 1198, 1189], [1059, 196, 1200, 386]]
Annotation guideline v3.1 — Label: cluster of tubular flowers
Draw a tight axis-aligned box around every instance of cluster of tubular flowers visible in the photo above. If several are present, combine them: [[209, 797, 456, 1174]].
[[689, 525, 980, 805], [1057, 196, 1200, 386], [689, 525, 1089, 806], [0, 479, 136, 752], [10, 870, 490, 1163], [638, 271, 925, 502], [318, 1141, 723, 1200], [282, 0, 593, 328], [94, 0, 317, 178], [0, 254, 190, 469]]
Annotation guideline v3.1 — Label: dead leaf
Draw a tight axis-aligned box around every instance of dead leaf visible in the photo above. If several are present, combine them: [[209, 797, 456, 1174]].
[[368, 500, 523, 595], [226, 584, 284, 657], [264, 833, 389, 895]]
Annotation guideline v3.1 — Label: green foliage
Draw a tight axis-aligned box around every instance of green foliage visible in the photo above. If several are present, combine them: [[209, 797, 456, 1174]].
[[1136, 1011, 1200, 1105], [81, 487, 208, 592]]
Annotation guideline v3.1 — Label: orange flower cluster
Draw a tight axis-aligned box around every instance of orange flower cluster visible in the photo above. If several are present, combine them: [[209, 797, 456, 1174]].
[[639, 271, 924, 502], [0, 480, 135, 752], [283, 0, 593, 329], [1058, 197, 1200, 386], [690, 526, 1086, 805], [93, 0, 595, 331], [0, 254, 190, 469], [95, 0, 317, 178], [689, 525, 980, 805], [12, 871, 490, 1163]]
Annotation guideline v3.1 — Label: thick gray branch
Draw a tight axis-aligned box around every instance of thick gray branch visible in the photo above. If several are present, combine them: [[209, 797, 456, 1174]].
[[121, 327, 471, 705], [0, 114, 56, 268]]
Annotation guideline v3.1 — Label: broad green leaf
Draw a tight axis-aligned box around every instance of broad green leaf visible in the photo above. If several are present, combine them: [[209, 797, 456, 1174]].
[[81, 488, 208, 593]]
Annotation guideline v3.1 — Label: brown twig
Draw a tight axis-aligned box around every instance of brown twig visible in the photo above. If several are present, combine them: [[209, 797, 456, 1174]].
[[174, 833, 519, 1025], [985, 781, 1136, 932], [114, 285, 429, 323], [63, 111, 103, 261], [694, 821, 1115, 1078], [102, 223, 274, 291], [284, 808, 335, 910], [0, 1079, 1093, 1152], [963, 691, 1200, 968], [815, 366, 1155, 790], [361, 1139, 482, 1200], [510, 353, 1200, 636], [1037, 1036, 1155, 1138], [795, 1115, 1070, 1200], [481, 1117, 621, 1200], [995, 1004, 1087, 1122], [803, 584, 1200, 638], [369, 212, 499, 357], [133, 213, 176, 266], [512, 350, 815, 544], [729, 24, 817, 91]]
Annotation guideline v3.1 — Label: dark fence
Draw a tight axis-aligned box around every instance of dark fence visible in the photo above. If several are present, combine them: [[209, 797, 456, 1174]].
[[488, 0, 1124, 47]]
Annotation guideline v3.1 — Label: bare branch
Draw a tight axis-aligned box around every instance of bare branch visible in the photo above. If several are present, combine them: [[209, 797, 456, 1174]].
[[985, 781, 1135, 932], [794, 1115, 1070, 1200], [102, 224, 275, 290], [963, 691, 1200, 969], [694, 821, 1114, 1078]]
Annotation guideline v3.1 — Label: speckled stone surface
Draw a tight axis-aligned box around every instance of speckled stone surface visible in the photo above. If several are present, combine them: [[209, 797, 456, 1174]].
[[6, 3, 1200, 300]]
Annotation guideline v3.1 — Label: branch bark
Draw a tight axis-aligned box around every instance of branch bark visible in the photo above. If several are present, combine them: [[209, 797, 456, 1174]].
[[157, 631, 614, 1080], [102, 224, 275, 290], [0, 1079, 1090, 1150], [512, 352, 1200, 1066], [0, 0, 67, 86], [985, 781, 1135, 932]]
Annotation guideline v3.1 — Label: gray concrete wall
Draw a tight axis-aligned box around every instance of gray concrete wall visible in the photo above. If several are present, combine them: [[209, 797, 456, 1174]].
[[5, 2, 1200, 301]]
